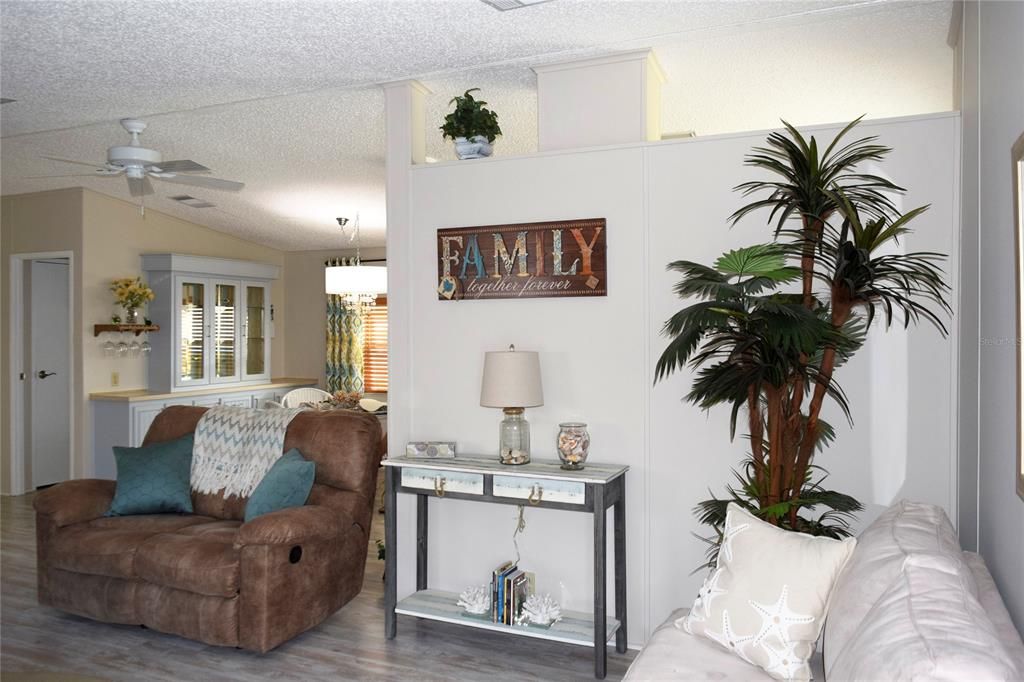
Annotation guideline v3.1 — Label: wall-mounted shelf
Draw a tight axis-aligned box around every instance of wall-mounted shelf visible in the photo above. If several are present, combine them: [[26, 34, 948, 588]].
[[93, 324, 160, 337]]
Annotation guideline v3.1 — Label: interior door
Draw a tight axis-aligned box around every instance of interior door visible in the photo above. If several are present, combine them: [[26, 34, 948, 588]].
[[29, 259, 71, 488]]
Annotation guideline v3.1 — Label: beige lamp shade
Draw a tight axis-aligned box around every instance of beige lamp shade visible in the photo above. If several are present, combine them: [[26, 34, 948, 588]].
[[480, 347, 544, 408]]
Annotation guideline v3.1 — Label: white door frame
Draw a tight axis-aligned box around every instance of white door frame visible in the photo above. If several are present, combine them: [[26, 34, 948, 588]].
[[8, 251, 76, 495]]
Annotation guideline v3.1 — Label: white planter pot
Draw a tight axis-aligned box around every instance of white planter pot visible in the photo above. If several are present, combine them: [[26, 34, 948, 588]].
[[471, 135, 494, 157], [453, 137, 482, 160]]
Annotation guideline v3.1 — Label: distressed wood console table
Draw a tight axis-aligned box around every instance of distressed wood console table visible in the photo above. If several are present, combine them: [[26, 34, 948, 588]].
[[383, 456, 629, 679]]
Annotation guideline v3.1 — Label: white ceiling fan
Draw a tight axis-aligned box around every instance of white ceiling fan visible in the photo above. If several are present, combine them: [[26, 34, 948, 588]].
[[33, 118, 245, 198]]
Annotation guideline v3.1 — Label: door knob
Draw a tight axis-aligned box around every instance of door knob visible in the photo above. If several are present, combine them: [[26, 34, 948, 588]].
[[37, 370, 56, 379]]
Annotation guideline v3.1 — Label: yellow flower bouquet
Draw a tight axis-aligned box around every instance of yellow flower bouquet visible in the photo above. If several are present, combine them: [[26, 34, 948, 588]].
[[110, 276, 155, 316]]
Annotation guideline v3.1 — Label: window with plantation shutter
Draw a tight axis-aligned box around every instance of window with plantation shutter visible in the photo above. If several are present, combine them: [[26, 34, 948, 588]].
[[363, 296, 388, 393]]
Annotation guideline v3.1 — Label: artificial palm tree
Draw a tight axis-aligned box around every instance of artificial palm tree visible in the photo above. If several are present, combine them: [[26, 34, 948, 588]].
[[655, 118, 951, 564]]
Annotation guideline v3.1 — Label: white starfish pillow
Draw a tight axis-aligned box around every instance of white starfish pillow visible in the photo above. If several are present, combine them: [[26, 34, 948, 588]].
[[678, 503, 856, 681]]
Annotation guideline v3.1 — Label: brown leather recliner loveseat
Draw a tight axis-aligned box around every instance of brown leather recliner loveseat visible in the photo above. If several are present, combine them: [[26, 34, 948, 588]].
[[33, 406, 382, 652]]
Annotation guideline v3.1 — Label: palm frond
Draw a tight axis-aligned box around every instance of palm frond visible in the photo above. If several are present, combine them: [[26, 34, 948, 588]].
[[730, 117, 903, 236], [692, 458, 864, 570]]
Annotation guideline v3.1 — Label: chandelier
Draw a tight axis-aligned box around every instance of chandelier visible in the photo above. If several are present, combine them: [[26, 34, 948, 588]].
[[324, 213, 387, 309]]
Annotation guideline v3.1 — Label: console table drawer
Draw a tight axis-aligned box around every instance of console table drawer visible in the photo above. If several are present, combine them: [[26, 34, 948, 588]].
[[401, 468, 483, 496], [493, 475, 586, 505]]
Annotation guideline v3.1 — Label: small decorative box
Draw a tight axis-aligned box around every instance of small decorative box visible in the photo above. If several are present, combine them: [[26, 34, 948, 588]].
[[406, 441, 456, 458]]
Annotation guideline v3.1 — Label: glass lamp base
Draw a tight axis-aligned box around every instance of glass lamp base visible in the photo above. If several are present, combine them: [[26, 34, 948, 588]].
[[498, 408, 531, 465]]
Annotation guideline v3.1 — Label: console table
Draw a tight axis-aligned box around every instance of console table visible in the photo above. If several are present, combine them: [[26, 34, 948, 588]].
[[382, 456, 628, 679]]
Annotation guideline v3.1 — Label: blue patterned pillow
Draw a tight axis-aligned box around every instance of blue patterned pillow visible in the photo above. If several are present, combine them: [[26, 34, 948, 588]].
[[244, 449, 315, 522], [106, 434, 194, 516]]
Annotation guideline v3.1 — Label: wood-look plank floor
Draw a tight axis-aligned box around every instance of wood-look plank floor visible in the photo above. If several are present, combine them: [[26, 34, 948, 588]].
[[1, 493, 634, 681]]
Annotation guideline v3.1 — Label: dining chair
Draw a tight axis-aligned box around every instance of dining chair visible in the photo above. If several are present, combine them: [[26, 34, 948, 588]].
[[280, 387, 333, 408]]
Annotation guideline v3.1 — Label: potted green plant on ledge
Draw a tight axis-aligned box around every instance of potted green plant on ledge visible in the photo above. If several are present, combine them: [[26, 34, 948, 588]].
[[655, 117, 951, 567], [441, 88, 502, 160]]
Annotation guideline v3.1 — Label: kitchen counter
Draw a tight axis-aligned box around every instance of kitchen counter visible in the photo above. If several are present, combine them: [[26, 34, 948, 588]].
[[89, 378, 318, 403]]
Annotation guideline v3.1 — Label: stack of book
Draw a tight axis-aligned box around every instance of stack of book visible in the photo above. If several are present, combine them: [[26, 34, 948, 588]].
[[491, 560, 533, 626]]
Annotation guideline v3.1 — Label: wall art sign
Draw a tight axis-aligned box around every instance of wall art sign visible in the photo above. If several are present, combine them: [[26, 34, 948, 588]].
[[436, 218, 607, 301]]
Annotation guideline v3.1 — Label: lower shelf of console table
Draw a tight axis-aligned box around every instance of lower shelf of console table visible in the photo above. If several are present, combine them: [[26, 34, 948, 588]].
[[395, 589, 620, 647], [383, 455, 629, 679]]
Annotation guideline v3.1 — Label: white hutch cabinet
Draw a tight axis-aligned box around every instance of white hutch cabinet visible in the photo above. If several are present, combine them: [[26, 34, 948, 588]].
[[89, 254, 317, 478], [142, 254, 277, 393]]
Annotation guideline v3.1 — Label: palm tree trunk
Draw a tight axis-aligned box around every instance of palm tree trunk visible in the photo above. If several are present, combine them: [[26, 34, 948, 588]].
[[765, 386, 785, 523], [793, 292, 853, 502], [800, 218, 825, 309], [781, 215, 826, 521], [748, 385, 766, 493]]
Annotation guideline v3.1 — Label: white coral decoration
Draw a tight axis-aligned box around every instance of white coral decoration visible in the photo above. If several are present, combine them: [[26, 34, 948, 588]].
[[520, 593, 562, 626], [457, 584, 490, 615]]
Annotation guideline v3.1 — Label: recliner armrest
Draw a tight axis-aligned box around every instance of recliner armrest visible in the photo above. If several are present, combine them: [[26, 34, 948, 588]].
[[235, 505, 352, 547], [33, 479, 115, 527]]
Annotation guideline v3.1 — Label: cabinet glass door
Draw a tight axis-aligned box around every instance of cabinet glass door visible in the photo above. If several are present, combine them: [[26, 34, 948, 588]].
[[244, 284, 268, 379], [179, 281, 206, 385], [213, 282, 239, 382]]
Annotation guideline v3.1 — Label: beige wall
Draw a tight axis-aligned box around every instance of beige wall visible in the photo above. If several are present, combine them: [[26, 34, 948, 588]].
[[282, 246, 386, 390], [1, 188, 86, 493], [81, 189, 287, 395], [2, 188, 291, 493], [3, 186, 386, 493]]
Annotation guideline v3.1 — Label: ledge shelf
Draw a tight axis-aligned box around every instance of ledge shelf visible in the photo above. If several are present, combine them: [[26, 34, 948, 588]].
[[93, 324, 160, 337], [395, 589, 619, 647]]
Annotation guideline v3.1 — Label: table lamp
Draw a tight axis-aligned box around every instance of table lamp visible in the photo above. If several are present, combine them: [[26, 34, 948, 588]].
[[480, 345, 544, 465]]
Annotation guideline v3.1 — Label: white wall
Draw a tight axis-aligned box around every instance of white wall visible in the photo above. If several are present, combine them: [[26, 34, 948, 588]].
[[963, 0, 1024, 631], [397, 114, 960, 644], [956, 0, 981, 552]]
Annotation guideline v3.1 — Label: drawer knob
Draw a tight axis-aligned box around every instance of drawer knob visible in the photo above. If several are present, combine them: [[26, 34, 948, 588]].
[[528, 484, 543, 505], [434, 476, 447, 497]]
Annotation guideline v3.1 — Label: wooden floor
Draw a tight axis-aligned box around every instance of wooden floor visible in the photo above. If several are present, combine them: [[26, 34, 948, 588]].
[[0, 493, 634, 681]]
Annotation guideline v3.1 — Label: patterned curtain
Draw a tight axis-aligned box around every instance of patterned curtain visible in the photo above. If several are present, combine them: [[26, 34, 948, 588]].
[[326, 294, 364, 393]]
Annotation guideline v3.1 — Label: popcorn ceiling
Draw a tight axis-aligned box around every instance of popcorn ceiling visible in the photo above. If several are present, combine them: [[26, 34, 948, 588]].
[[0, 0, 952, 251]]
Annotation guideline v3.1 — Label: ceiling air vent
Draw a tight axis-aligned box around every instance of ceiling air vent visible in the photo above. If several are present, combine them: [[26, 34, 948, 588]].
[[170, 195, 215, 209], [479, 0, 552, 11]]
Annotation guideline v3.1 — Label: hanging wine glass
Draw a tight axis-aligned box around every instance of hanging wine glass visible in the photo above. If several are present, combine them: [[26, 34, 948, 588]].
[[116, 332, 129, 357], [129, 337, 141, 358], [140, 331, 152, 356], [102, 336, 116, 357]]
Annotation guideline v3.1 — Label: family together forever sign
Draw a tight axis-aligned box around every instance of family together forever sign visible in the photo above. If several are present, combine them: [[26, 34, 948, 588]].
[[436, 218, 607, 301]]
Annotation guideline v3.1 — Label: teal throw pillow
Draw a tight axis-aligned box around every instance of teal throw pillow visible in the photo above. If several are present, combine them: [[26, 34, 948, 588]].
[[106, 434, 194, 516], [244, 449, 316, 522]]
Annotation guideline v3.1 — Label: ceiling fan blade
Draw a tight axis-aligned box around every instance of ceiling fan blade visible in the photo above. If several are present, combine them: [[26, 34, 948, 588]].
[[21, 173, 105, 179], [151, 159, 209, 173], [156, 174, 244, 192], [41, 155, 107, 169], [127, 176, 154, 197]]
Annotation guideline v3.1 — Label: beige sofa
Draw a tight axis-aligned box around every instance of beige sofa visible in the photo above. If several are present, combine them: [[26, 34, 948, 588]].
[[625, 501, 1024, 681]]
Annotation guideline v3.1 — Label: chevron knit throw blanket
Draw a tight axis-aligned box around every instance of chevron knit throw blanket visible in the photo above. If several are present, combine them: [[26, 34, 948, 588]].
[[191, 406, 305, 498]]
